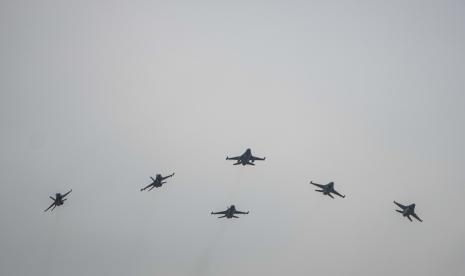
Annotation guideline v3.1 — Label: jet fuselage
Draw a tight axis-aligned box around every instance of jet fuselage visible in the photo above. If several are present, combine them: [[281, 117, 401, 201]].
[[152, 174, 164, 187], [55, 193, 64, 205], [239, 149, 253, 165], [403, 204, 415, 216], [225, 205, 236, 218], [323, 182, 334, 194]]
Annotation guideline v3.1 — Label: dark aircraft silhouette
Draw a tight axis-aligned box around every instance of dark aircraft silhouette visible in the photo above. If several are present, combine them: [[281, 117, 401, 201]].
[[140, 173, 175, 191], [211, 205, 249, 218], [226, 148, 265, 166], [394, 201, 423, 222], [44, 189, 72, 212], [310, 181, 345, 198]]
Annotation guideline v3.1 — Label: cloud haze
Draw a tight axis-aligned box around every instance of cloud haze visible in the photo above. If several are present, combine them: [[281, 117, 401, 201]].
[[1, 1, 465, 275]]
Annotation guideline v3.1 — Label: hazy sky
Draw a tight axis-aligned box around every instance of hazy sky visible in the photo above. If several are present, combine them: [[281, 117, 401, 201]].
[[1, 1, 465, 275]]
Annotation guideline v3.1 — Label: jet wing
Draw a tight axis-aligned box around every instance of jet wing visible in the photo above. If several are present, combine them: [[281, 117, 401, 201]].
[[412, 213, 423, 222], [251, 155, 265, 161], [211, 211, 227, 215], [332, 190, 345, 198], [235, 210, 249, 214], [140, 183, 153, 191], [62, 189, 72, 198], [393, 201, 407, 210], [162, 173, 175, 180], [44, 202, 55, 212], [226, 156, 241, 160], [310, 181, 325, 188]]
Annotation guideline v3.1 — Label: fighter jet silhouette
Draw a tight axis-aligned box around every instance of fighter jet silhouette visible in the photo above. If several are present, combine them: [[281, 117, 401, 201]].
[[310, 181, 345, 199], [140, 173, 175, 191], [226, 148, 265, 166], [394, 201, 423, 222], [211, 205, 249, 218], [44, 189, 72, 212]]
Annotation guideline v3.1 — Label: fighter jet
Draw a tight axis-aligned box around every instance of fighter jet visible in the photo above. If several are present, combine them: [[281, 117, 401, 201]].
[[310, 181, 345, 199], [140, 173, 175, 191], [394, 201, 423, 222], [226, 148, 265, 166], [211, 205, 249, 218], [44, 189, 72, 212]]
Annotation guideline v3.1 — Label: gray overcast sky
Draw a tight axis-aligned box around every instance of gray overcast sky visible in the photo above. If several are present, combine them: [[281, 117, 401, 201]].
[[1, 1, 465, 275]]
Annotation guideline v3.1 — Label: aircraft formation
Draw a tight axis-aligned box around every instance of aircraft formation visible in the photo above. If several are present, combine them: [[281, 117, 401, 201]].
[[44, 148, 422, 222]]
